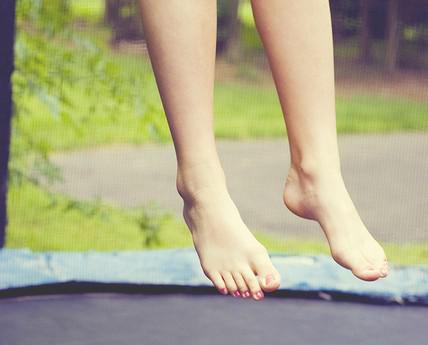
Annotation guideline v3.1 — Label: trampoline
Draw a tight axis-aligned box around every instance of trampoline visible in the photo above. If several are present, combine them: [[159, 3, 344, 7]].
[[1, 293, 427, 345], [1, 249, 428, 345]]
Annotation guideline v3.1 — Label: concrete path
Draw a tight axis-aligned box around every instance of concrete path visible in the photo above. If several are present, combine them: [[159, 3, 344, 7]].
[[50, 134, 428, 243]]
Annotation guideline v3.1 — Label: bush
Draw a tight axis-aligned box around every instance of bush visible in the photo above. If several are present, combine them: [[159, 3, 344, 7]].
[[12, 0, 160, 186]]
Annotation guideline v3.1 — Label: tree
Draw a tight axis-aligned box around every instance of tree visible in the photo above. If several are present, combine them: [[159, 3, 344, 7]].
[[385, 0, 401, 72], [105, 0, 143, 43], [217, 0, 241, 60], [0, 0, 16, 247], [358, 0, 402, 72], [104, 0, 119, 25], [359, 0, 372, 63], [223, 0, 241, 61]]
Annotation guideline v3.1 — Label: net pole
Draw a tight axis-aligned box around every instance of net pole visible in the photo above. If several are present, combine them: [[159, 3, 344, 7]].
[[0, 0, 16, 247]]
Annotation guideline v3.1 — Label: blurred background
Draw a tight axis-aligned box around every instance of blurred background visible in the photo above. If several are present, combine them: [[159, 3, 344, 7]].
[[4, 0, 428, 265]]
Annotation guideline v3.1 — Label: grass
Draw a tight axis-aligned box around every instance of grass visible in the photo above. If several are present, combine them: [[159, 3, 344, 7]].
[[7, 183, 428, 266], [7, 183, 191, 251], [215, 82, 428, 138], [17, 49, 428, 153], [256, 232, 428, 266]]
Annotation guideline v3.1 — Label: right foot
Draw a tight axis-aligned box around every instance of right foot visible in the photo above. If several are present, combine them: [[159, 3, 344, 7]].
[[283, 164, 388, 281], [177, 162, 281, 300]]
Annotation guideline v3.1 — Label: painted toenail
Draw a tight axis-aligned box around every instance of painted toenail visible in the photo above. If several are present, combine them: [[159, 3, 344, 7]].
[[219, 288, 228, 295], [265, 274, 274, 286], [233, 291, 241, 297], [243, 291, 251, 298], [255, 291, 264, 300]]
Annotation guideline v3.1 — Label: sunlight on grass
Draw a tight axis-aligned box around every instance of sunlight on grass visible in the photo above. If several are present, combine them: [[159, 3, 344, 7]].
[[255, 231, 428, 266], [7, 183, 191, 251], [336, 93, 428, 132], [7, 183, 428, 265]]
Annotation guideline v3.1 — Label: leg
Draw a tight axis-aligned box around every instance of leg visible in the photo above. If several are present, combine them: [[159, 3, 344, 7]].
[[138, 0, 280, 298], [251, 0, 388, 281]]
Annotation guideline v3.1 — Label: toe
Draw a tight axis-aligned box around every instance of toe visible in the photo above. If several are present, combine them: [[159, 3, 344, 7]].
[[222, 272, 240, 297], [334, 247, 386, 282], [356, 258, 389, 281], [359, 247, 389, 281], [241, 268, 264, 300], [250, 251, 281, 292], [353, 267, 382, 281], [232, 271, 251, 298], [256, 266, 281, 292], [379, 260, 389, 278], [206, 270, 228, 295], [259, 272, 281, 292], [351, 255, 384, 281]]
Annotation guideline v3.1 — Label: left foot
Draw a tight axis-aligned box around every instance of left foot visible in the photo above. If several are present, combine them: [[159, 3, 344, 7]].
[[177, 161, 281, 299], [283, 164, 389, 281]]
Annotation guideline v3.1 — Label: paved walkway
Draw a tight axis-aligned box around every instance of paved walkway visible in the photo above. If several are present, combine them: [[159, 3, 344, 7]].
[[50, 133, 428, 243]]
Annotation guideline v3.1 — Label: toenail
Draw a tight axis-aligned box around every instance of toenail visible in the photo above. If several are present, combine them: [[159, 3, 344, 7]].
[[233, 291, 241, 297], [380, 263, 389, 277], [219, 288, 228, 295], [254, 291, 264, 300], [243, 291, 251, 298], [264, 274, 274, 286]]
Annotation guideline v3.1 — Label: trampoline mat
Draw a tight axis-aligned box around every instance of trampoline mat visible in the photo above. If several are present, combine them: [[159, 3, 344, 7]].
[[1, 293, 427, 345]]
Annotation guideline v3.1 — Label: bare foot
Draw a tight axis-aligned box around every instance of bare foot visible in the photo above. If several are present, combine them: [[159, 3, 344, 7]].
[[283, 164, 389, 281], [177, 162, 281, 299]]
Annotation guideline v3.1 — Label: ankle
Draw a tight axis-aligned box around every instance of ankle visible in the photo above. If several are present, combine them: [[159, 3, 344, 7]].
[[176, 160, 227, 203], [287, 161, 343, 193], [288, 158, 342, 187]]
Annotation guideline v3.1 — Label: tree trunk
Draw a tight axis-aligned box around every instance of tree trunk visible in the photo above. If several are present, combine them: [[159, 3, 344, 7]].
[[105, 0, 143, 43], [385, 0, 400, 72], [359, 0, 372, 63], [104, 0, 120, 25], [0, 0, 16, 247], [224, 0, 241, 62]]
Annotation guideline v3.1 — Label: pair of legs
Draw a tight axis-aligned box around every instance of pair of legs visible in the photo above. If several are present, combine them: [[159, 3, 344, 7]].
[[139, 0, 388, 300]]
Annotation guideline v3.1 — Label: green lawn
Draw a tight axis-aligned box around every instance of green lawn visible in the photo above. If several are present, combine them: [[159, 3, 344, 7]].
[[7, 183, 190, 251]]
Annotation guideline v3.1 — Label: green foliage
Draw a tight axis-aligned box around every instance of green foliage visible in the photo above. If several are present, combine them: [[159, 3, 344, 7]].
[[238, 1, 263, 53], [11, 0, 162, 186], [16, 0, 71, 35], [238, 0, 254, 27], [11, 1, 166, 242], [137, 204, 173, 248], [69, 0, 104, 22]]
